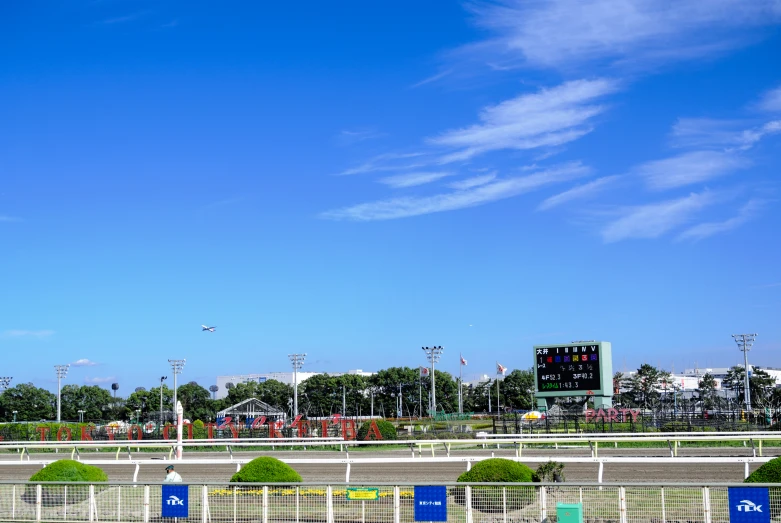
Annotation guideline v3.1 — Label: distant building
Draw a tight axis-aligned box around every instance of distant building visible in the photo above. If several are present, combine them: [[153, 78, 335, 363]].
[[214, 369, 375, 399]]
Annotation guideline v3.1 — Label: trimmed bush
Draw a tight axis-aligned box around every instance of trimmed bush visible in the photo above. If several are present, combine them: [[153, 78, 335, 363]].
[[230, 457, 302, 483], [454, 458, 535, 513], [745, 456, 781, 518], [357, 419, 398, 440], [24, 460, 107, 506]]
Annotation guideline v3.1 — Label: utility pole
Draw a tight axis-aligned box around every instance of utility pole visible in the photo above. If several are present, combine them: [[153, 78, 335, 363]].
[[55, 365, 69, 422], [732, 334, 757, 411], [159, 376, 167, 429], [422, 346, 443, 416], [288, 353, 306, 417], [168, 359, 185, 420]]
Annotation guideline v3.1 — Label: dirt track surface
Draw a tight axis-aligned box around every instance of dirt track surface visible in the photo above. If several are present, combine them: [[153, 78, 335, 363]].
[[0, 447, 775, 483]]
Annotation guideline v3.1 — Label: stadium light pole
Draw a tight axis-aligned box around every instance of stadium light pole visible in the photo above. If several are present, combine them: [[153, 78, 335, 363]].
[[0, 377, 12, 391], [168, 360, 185, 418], [732, 334, 757, 411], [55, 365, 69, 422], [288, 353, 306, 418], [422, 346, 444, 416]]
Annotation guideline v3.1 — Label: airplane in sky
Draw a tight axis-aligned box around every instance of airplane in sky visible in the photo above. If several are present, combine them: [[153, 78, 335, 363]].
[[201, 325, 216, 332]]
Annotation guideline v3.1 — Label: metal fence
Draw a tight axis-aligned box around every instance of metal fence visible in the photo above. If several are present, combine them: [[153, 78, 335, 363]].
[[1, 482, 779, 523]]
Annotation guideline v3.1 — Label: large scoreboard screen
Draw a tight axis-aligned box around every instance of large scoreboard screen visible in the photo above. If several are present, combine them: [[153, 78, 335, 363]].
[[533, 342, 612, 397]]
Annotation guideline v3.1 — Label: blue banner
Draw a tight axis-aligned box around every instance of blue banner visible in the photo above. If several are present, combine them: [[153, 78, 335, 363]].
[[414, 486, 447, 522], [161, 485, 189, 518], [728, 487, 770, 523]]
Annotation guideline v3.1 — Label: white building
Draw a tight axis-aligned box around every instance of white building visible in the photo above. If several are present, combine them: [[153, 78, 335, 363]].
[[214, 369, 375, 399]]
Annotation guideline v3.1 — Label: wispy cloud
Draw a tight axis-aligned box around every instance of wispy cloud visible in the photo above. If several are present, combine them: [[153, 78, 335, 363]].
[[634, 150, 750, 190], [338, 152, 428, 176], [379, 171, 455, 188], [758, 84, 781, 113], [467, 0, 781, 70], [72, 359, 99, 367], [601, 191, 717, 243], [2, 330, 55, 338], [447, 173, 497, 190], [0, 215, 21, 222], [411, 69, 453, 88], [322, 163, 590, 221], [537, 175, 619, 211], [95, 11, 150, 25], [429, 79, 618, 163], [671, 118, 781, 151], [84, 376, 115, 384], [337, 128, 386, 146], [677, 199, 767, 241]]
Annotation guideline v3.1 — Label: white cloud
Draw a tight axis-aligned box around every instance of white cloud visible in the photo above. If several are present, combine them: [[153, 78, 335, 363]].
[[537, 175, 620, 211], [677, 199, 766, 241], [321, 163, 590, 221], [634, 150, 750, 190], [411, 69, 453, 88], [601, 191, 716, 242], [430, 79, 618, 162], [338, 152, 428, 176], [72, 359, 99, 367], [447, 174, 497, 190], [337, 128, 386, 146], [84, 376, 115, 384], [2, 330, 54, 338], [379, 172, 455, 188], [468, 0, 781, 70], [758, 85, 781, 112]]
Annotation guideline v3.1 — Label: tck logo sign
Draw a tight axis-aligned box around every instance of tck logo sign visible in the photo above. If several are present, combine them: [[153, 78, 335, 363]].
[[161, 485, 188, 518], [729, 487, 769, 523]]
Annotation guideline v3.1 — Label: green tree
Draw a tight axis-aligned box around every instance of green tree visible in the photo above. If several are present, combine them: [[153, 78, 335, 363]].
[[176, 382, 214, 421], [367, 367, 424, 418], [501, 369, 535, 410], [723, 366, 776, 408], [697, 373, 719, 410], [0, 383, 56, 421], [60, 385, 113, 421], [628, 364, 671, 409]]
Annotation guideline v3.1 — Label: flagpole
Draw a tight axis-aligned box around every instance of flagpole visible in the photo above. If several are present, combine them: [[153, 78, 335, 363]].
[[459, 354, 463, 414]]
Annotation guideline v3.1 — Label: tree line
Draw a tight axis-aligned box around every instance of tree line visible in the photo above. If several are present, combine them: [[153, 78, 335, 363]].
[[1, 363, 777, 423]]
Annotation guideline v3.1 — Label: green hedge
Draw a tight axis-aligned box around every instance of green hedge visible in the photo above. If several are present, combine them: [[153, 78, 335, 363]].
[[24, 460, 107, 506], [230, 457, 302, 483], [357, 420, 397, 440], [454, 458, 535, 512]]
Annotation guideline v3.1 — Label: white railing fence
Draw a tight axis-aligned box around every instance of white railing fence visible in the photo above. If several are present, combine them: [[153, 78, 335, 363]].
[[0, 482, 778, 523]]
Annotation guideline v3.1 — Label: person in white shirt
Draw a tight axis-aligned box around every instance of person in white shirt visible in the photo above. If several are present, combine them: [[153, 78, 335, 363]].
[[164, 464, 183, 482]]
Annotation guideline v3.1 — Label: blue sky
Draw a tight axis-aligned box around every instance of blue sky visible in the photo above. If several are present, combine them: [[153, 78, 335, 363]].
[[1, 1, 780, 393]]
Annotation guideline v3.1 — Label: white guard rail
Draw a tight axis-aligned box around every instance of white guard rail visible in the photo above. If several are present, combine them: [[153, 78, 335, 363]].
[[1, 481, 779, 523]]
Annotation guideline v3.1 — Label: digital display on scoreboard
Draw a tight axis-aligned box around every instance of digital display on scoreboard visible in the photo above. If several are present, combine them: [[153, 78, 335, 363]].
[[535, 344, 602, 393]]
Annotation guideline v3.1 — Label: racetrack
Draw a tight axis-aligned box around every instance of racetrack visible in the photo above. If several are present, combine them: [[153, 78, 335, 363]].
[[0, 446, 774, 483]]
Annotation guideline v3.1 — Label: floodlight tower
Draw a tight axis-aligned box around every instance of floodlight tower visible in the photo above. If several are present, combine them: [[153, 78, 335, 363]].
[[55, 365, 69, 422], [0, 377, 12, 391], [732, 334, 757, 411], [422, 346, 444, 416], [168, 359, 186, 417], [288, 353, 306, 417]]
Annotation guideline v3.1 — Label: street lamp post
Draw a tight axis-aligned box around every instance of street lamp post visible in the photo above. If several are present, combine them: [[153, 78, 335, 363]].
[[288, 353, 306, 418], [168, 359, 186, 420], [732, 334, 757, 411], [422, 346, 444, 416], [159, 376, 168, 431], [55, 365, 70, 422]]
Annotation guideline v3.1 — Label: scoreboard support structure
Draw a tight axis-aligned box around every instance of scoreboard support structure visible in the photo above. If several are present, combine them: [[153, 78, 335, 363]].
[[533, 341, 613, 411]]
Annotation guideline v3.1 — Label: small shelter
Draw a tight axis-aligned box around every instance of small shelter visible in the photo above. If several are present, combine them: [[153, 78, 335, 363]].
[[216, 398, 286, 424]]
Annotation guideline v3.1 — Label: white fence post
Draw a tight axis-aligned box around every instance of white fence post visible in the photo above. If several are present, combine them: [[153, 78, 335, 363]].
[[88, 484, 95, 522], [327, 485, 334, 523], [263, 486, 269, 523], [202, 485, 209, 523], [619, 486, 627, 523], [35, 484, 41, 522], [703, 487, 712, 523], [539, 486, 547, 523], [466, 486, 473, 523], [143, 485, 150, 523], [393, 486, 400, 523]]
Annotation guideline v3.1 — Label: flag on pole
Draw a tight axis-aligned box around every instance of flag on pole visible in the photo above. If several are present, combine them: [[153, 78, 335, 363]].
[[420, 366, 430, 377], [460, 354, 467, 366], [497, 362, 507, 375]]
